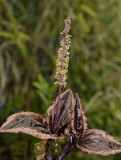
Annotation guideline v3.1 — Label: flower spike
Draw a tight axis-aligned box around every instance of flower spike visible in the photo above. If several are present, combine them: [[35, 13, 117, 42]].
[[54, 16, 71, 87]]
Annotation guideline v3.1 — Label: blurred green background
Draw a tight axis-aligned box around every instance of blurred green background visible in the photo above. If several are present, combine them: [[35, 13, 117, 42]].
[[0, 0, 121, 160]]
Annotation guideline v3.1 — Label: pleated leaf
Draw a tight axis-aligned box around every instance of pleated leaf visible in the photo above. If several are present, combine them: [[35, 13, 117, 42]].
[[77, 129, 121, 156], [47, 89, 74, 134], [71, 93, 87, 138], [0, 112, 62, 140]]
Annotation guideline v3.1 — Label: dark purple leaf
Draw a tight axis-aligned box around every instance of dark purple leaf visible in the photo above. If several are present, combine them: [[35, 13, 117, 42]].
[[71, 93, 87, 138], [0, 112, 62, 140], [47, 89, 74, 134], [77, 129, 121, 156]]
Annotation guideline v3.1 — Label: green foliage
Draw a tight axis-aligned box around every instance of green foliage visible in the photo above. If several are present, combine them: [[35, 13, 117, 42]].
[[0, 0, 121, 160], [80, 4, 97, 17], [33, 74, 56, 112]]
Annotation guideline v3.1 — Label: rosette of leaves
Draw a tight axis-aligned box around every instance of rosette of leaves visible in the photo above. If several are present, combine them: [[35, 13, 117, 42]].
[[0, 89, 74, 141], [1, 90, 121, 160]]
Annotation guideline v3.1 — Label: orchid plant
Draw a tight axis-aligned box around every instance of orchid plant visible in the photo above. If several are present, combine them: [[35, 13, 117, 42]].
[[1, 17, 121, 160]]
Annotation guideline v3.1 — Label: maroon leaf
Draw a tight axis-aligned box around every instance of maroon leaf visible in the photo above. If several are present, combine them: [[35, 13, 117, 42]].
[[47, 89, 74, 134], [0, 112, 63, 140], [71, 93, 87, 138], [77, 129, 121, 156], [64, 93, 121, 157]]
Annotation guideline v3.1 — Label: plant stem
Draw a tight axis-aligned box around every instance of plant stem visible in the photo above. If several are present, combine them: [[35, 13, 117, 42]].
[[45, 139, 57, 160], [57, 143, 76, 160], [45, 140, 76, 160], [53, 26, 67, 134], [45, 155, 55, 160], [53, 84, 62, 133]]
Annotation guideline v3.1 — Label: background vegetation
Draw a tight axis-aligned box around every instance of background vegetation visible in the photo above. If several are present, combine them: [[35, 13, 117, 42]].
[[0, 0, 121, 159]]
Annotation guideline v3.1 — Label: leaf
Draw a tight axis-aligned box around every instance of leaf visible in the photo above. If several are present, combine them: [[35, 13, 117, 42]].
[[8, 12, 17, 24], [38, 74, 49, 90], [33, 74, 50, 105], [78, 14, 89, 33], [33, 74, 50, 97], [37, 91, 48, 105], [16, 40, 28, 59], [0, 31, 15, 39], [80, 4, 97, 17], [47, 89, 74, 134], [17, 31, 30, 40], [77, 129, 121, 156], [33, 82, 43, 91], [71, 93, 87, 138], [0, 112, 61, 140], [34, 74, 49, 94]]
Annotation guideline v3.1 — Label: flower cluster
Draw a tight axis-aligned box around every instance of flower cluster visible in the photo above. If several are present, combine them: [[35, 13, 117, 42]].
[[54, 16, 71, 87]]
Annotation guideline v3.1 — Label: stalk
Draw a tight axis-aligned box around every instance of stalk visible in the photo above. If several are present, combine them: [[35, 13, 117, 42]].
[[53, 84, 61, 133], [53, 17, 71, 133], [53, 27, 67, 133], [57, 142, 76, 160]]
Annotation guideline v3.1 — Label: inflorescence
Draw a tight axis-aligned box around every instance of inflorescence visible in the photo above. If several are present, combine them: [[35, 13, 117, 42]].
[[54, 16, 71, 87]]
